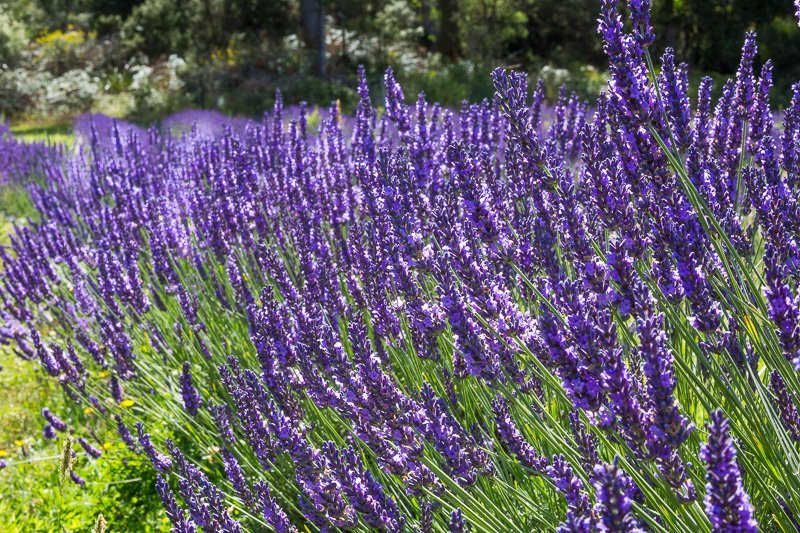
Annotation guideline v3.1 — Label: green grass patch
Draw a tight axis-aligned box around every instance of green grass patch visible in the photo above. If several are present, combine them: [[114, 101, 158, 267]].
[[0, 186, 38, 229], [0, 197, 166, 531], [10, 120, 74, 146], [0, 339, 169, 532]]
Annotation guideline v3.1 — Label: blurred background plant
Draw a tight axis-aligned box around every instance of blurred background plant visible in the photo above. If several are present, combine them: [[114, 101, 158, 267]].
[[0, 0, 797, 126]]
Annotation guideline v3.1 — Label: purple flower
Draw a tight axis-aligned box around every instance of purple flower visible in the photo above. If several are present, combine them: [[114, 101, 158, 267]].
[[156, 475, 197, 533], [568, 412, 599, 473], [220, 448, 253, 505], [254, 482, 297, 533], [114, 415, 138, 452], [599, 0, 659, 126], [492, 396, 547, 472], [442, 283, 498, 381], [419, 383, 493, 486], [770, 371, 800, 440], [700, 410, 758, 532], [733, 33, 757, 120], [76, 330, 106, 368], [547, 455, 591, 523], [41, 408, 67, 432], [179, 361, 202, 416], [110, 373, 123, 403], [658, 48, 691, 150], [557, 514, 593, 533], [602, 345, 650, 456], [592, 460, 642, 532], [209, 403, 236, 445], [449, 509, 469, 533], [135, 422, 172, 472], [326, 443, 405, 532], [77, 437, 103, 459], [419, 501, 434, 533], [764, 245, 800, 364], [635, 306, 694, 449], [167, 441, 243, 532], [32, 332, 60, 377], [384, 67, 410, 134], [629, 0, 654, 47]]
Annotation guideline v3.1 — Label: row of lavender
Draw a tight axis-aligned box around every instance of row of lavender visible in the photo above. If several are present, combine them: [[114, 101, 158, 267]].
[[0, 110, 254, 189], [3, 1, 800, 530], [0, 124, 61, 188]]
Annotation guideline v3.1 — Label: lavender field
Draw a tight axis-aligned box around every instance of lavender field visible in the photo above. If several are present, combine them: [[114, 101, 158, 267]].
[[2, 1, 800, 531]]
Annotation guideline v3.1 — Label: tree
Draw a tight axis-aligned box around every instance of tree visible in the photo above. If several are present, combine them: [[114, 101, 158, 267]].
[[437, 0, 461, 60], [301, 0, 326, 76]]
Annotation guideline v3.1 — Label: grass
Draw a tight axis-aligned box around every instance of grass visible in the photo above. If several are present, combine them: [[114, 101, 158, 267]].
[[0, 185, 38, 230], [0, 192, 167, 532], [9, 120, 74, 146], [0, 328, 170, 531]]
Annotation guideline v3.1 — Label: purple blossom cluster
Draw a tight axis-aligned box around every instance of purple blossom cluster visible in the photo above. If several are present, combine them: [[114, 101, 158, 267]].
[[700, 411, 758, 532], [3, 0, 800, 530], [0, 123, 61, 187]]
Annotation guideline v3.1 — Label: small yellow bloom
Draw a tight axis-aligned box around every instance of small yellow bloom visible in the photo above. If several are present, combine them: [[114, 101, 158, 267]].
[[84, 407, 94, 415], [14, 439, 24, 447], [99, 371, 110, 378], [119, 399, 135, 408], [0, 450, 7, 457], [101, 442, 113, 450]]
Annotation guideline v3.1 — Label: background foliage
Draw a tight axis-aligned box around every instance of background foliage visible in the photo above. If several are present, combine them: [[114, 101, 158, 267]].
[[1, 0, 798, 122]]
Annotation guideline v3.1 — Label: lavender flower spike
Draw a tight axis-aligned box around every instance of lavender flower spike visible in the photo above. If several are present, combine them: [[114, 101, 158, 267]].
[[254, 482, 297, 533], [796, 0, 800, 26], [42, 407, 67, 432], [593, 460, 643, 532], [492, 396, 548, 472], [770, 371, 800, 440], [156, 475, 197, 533], [179, 361, 202, 416], [547, 455, 591, 522], [221, 448, 253, 505], [449, 508, 469, 533], [78, 437, 103, 459], [700, 410, 758, 532], [136, 422, 172, 472], [114, 414, 138, 452]]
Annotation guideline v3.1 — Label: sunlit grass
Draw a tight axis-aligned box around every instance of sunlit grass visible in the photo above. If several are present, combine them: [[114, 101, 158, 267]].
[[0, 347, 169, 530], [0, 196, 168, 531], [9, 120, 74, 146]]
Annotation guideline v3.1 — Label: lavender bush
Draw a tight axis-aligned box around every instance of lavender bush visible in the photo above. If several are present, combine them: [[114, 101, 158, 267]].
[[2, 1, 800, 531], [0, 124, 61, 188]]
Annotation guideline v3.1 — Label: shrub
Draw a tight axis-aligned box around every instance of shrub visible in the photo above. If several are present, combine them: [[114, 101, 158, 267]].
[[0, 8, 27, 66], [4, 2, 800, 532]]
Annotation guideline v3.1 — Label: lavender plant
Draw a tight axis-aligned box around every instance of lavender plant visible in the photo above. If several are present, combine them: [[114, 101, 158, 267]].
[[3, 1, 800, 531]]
